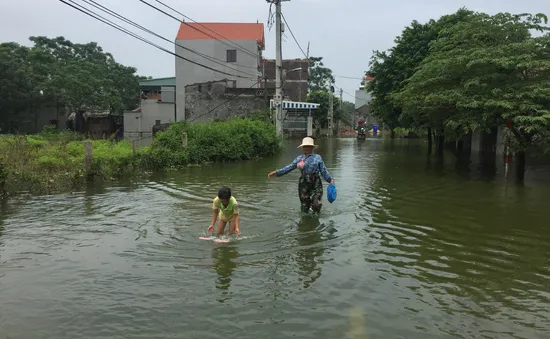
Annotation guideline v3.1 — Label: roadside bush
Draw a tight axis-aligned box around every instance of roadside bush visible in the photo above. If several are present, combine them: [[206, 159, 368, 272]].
[[0, 118, 281, 195], [143, 118, 281, 168]]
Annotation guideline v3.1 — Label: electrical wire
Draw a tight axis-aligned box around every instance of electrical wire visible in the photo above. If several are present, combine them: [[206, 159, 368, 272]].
[[188, 79, 264, 122], [280, 12, 308, 59], [138, 0, 259, 60], [59, 0, 255, 79], [334, 75, 366, 80], [153, 0, 260, 60], [83, 0, 256, 77], [335, 86, 369, 102]]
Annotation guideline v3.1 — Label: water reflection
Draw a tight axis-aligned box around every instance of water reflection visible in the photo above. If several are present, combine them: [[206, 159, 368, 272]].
[[1, 138, 550, 339], [211, 245, 240, 291], [0, 198, 12, 245], [294, 215, 323, 289]]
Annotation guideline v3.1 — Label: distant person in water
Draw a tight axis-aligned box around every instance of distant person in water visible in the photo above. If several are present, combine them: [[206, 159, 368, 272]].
[[268, 137, 334, 214], [208, 186, 240, 236]]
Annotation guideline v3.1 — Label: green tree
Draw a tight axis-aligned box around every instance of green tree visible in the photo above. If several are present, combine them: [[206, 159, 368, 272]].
[[0, 36, 143, 133], [340, 100, 355, 127], [308, 57, 335, 92], [366, 8, 474, 141], [393, 12, 550, 180], [307, 90, 341, 128]]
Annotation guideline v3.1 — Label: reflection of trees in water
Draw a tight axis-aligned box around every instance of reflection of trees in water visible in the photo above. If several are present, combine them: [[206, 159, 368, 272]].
[[211, 246, 239, 290], [294, 215, 324, 289], [366, 143, 550, 320], [0, 198, 14, 244]]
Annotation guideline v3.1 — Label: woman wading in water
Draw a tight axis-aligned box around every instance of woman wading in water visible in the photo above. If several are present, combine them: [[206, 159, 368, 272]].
[[268, 137, 334, 213]]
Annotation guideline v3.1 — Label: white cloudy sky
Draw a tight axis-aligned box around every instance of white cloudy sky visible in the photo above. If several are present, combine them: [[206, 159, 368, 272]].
[[0, 0, 547, 102]]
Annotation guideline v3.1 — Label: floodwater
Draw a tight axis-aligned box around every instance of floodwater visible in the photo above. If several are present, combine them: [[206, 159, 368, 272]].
[[1, 138, 550, 339]]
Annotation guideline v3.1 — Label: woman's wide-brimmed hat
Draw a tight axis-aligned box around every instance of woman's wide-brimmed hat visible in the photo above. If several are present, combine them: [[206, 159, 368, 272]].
[[297, 137, 319, 149]]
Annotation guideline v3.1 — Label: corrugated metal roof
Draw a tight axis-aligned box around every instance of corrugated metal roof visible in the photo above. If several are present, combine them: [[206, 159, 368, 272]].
[[139, 77, 176, 87], [270, 100, 320, 110]]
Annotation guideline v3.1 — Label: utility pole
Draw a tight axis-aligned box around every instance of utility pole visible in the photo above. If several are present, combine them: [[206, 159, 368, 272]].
[[338, 88, 343, 135], [269, 0, 289, 136], [263, 59, 268, 121], [328, 84, 334, 137]]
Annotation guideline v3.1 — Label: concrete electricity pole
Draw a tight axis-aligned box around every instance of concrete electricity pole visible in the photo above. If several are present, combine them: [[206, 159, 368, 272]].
[[328, 84, 334, 136], [338, 88, 343, 135], [270, 0, 289, 136], [263, 60, 268, 121]]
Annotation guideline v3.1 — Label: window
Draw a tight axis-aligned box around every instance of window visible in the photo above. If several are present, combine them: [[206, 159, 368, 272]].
[[226, 49, 237, 63], [155, 120, 161, 126]]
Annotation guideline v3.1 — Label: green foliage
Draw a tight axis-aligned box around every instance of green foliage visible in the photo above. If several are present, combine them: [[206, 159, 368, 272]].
[[340, 101, 355, 126], [143, 118, 281, 169], [0, 36, 143, 133], [306, 91, 342, 128], [308, 57, 335, 92], [246, 109, 268, 121], [366, 8, 475, 133], [0, 135, 141, 195], [393, 11, 550, 152]]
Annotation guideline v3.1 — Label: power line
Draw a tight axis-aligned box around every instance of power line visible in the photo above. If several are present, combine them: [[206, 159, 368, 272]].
[[138, 0, 259, 60], [335, 86, 369, 102], [59, 0, 254, 79], [334, 75, 365, 80], [280, 12, 307, 59], [83, 0, 256, 77], [189, 79, 263, 122], [153, 0, 259, 60]]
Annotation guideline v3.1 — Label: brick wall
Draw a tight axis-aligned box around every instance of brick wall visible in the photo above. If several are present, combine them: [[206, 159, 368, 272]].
[[185, 81, 265, 122], [262, 59, 309, 102]]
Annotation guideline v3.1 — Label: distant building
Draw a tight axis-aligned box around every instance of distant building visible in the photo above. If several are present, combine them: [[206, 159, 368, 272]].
[[355, 75, 374, 126], [262, 59, 309, 102], [124, 77, 176, 146], [175, 22, 265, 120], [185, 80, 264, 122]]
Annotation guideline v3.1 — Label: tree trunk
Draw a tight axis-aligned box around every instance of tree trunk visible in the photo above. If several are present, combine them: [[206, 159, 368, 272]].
[[456, 139, 464, 154], [515, 150, 526, 181], [427, 127, 433, 154], [390, 128, 395, 138], [436, 134, 445, 157]]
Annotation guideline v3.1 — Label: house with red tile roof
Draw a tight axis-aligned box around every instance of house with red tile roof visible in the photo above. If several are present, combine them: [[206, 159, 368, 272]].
[[175, 22, 265, 120]]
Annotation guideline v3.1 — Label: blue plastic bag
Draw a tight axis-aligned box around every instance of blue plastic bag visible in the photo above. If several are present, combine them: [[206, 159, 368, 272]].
[[327, 183, 337, 203]]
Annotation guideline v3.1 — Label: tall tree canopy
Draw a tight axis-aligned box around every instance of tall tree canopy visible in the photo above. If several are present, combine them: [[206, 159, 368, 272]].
[[307, 90, 342, 128], [392, 11, 550, 176], [308, 56, 335, 92], [0, 36, 143, 133], [366, 8, 475, 138]]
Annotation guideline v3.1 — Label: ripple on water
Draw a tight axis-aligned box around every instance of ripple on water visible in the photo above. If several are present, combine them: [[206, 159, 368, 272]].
[[2, 139, 550, 338]]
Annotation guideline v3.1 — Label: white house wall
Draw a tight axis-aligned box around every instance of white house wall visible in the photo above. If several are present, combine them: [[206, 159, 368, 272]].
[[355, 89, 371, 109], [124, 99, 175, 146], [175, 39, 260, 120]]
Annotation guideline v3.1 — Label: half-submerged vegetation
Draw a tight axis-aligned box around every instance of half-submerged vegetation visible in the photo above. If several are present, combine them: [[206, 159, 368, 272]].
[[0, 119, 281, 197]]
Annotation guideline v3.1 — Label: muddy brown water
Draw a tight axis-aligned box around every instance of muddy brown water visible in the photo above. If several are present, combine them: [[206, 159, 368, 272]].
[[1, 138, 550, 339]]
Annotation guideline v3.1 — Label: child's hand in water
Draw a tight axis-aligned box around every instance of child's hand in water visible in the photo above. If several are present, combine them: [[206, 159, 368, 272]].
[[207, 224, 214, 233], [235, 227, 241, 236]]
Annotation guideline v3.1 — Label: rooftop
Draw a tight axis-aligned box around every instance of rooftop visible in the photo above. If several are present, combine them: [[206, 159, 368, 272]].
[[176, 22, 265, 48], [139, 77, 176, 87]]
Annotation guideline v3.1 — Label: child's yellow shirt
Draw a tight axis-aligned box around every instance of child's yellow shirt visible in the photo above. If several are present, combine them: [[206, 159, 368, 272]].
[[212, 196, 239, 222]]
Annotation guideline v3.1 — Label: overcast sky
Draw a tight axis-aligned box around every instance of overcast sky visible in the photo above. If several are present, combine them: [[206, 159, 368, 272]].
[[1, 0, 546, 102]]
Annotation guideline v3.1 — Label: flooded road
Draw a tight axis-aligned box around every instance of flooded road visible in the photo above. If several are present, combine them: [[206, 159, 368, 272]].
[[1, 138, 550, 339]]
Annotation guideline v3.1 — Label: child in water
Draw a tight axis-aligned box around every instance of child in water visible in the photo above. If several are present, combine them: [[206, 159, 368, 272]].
[[208, 186, 240, 236]]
